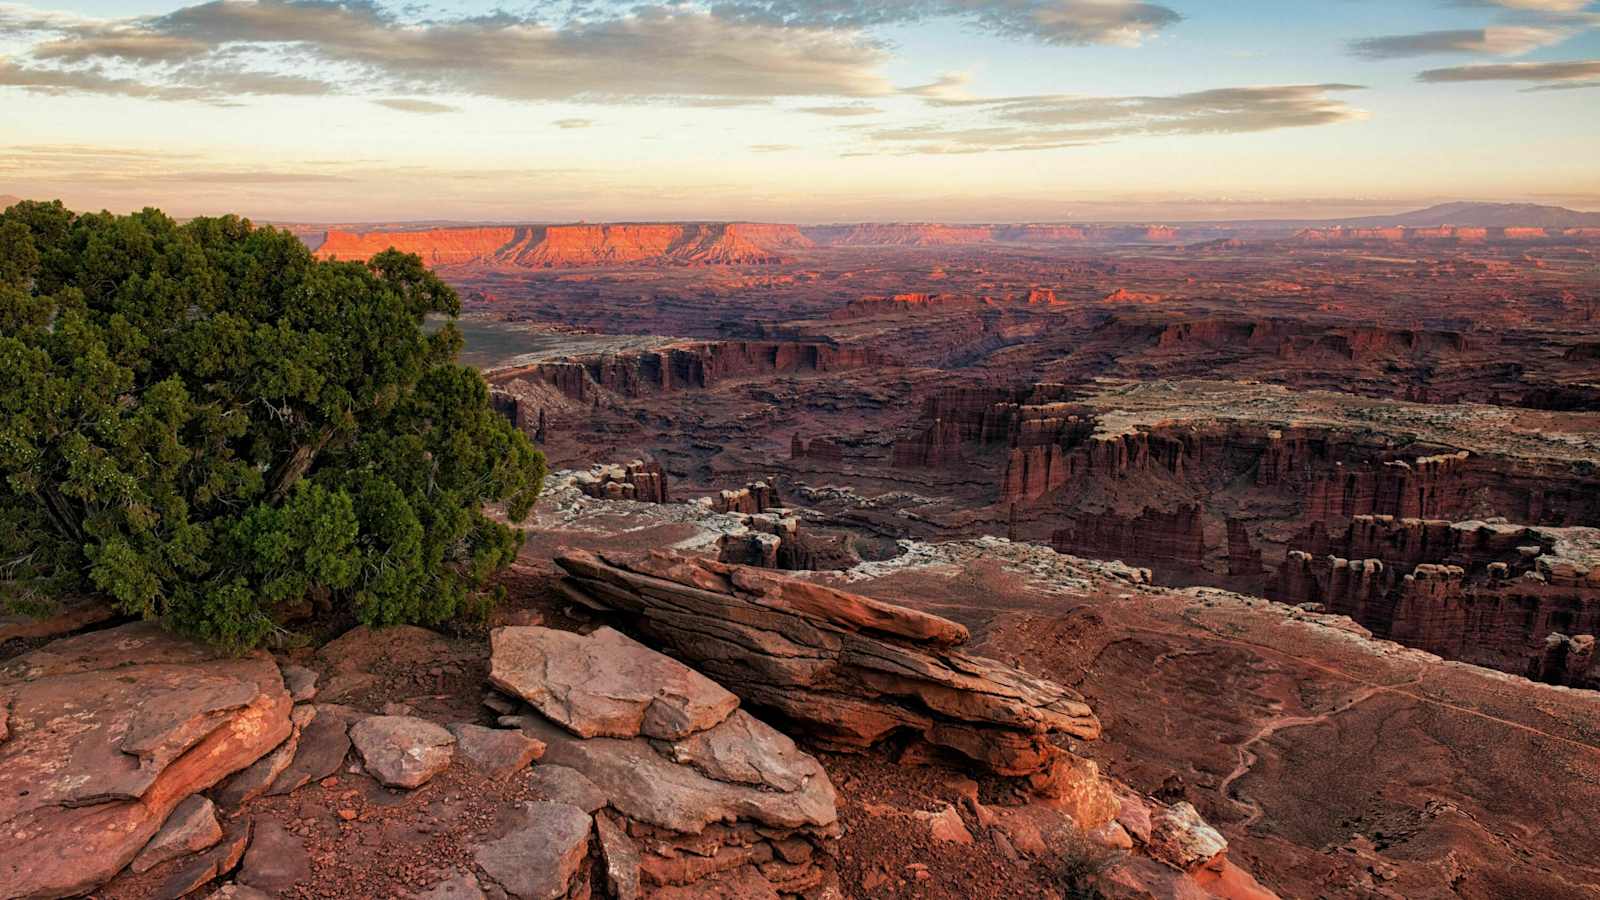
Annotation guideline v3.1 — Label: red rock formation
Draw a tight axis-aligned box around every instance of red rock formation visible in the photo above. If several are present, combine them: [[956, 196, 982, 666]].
[[485, 341, 885, 401], [792, 436, 845, 464], [317, 227, 518, 266], [711, 482, 780, 515], [1227, 519, 1264, 576], [553, 549, 1102, 787], [575, 460, 669, 504], [316, 223, 809, 268], [1050, 505, 1207, 567]]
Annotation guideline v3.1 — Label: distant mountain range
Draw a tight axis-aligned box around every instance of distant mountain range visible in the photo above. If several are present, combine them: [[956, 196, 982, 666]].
[[1326, 202, 1600, 229]]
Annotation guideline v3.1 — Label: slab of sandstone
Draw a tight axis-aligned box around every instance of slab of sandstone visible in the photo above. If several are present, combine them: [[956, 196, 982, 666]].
[[449, 722, 546, 780], [511, 713, 837, 835], [0, 623, 291, 899], [130, 794, 223, 874], [489, 625, 739, 740], [554, 549, 1100, 780], [473, 800, 593, 900]]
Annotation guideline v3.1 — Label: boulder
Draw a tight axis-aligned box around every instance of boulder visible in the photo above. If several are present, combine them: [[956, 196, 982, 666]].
[[489, 625, 738, 740], [473, 801, 593, 899], [554, 550, 1100, 782], [0, 623, 291, 899], [449, 723, 545, 780], [1147, 801, 1227, 871], [131, 795, 223, 874], [0, 597, 115, 643], [350, 715, 456, 789]]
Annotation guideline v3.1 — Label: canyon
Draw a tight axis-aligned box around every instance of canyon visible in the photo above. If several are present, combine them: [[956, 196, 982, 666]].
[[8, 203, 1594, 900]]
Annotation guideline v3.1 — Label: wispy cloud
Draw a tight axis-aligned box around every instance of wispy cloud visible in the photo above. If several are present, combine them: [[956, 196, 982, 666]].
[[0, 1, 895, 106], [1417, 58, 1600, 85], [374, 98, 458, 114], [860, 83, 1367, 154], [554, 117, 594, 128], [1349, 27, 1568, 59]]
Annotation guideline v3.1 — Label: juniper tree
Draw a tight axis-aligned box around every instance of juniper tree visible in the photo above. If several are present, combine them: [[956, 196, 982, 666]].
[[0, 201, 545, 649]]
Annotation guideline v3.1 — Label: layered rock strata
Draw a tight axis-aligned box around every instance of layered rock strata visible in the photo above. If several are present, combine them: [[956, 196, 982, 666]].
[[0, 623, 293, 899], [486, 625, 840, 897], [553, 550, 1102, 788]]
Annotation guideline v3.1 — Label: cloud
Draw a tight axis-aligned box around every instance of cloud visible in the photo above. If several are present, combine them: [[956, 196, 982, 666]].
[[1417, 59, 1600, 83], [712, 0, 1181, 46], [750, 143, 796, 152], [1454, 0, 1594, 11], [1349, 27, 1568, 59], [0, 1, 894, 105], [554, 117, 594, 128], [796, 104, 882, 116], [863, 83, 1366, 154], [374, 98, 458, 113], [903, 72, 976, 101]]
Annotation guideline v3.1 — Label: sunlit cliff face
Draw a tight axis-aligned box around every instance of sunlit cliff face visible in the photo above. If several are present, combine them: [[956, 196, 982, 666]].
[[1, 0, 1598, 220]]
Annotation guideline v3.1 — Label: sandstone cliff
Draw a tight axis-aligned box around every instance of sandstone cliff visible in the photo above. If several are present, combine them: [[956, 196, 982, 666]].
[[317, 223, 811, 267]]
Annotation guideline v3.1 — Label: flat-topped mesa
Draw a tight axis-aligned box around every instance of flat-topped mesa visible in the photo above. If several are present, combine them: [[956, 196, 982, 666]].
[[316, 222, 811, 268], [554, 549, 1102, 789]]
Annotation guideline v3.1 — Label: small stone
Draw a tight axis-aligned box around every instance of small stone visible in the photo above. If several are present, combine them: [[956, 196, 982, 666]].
[[338, 808, 358, 821], [205, 885, 276, 900], [918, 804, 972, 845]]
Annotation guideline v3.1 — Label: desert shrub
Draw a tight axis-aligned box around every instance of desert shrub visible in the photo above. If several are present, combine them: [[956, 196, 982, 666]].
[[1058, 828, 1123, 900], [0, 201, 545, 650]]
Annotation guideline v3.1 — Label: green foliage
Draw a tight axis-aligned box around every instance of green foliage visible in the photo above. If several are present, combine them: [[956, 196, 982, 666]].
[[0, 202, 545, 650]]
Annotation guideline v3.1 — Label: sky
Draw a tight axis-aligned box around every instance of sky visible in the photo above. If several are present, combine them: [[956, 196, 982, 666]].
[[2, 0, 1598, 222]]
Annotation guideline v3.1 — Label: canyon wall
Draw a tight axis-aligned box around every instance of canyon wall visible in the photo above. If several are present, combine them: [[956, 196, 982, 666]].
[[317, 223, 810, 267], [486, 340, 885, 402], [1271, 517, 1600, 684]]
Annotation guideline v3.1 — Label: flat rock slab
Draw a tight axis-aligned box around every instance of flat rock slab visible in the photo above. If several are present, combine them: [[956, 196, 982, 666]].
[[449, 723, 545, 780], [131, 794, 223, 873], [411, 873, 487, 900], [281, 664, 319, 702], [527, 764, 609, 814], [514, 713, 837, 834], [0, 623, 291, 899], [215, 703, 316, 807], [0, 597, 116, 643], [654, 709, 816, 793], [155, 819, 252, 900], [350, 715, 456, 789], [474, 800, 593, 900], [595, 813, 642, 900], [489, 625, 737, 741], [238, 819, 311, 893], [269, 703, 362, 795]]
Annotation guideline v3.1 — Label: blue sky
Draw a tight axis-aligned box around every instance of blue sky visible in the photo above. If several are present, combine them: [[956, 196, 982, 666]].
[[2, 0, 1597, 221]]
